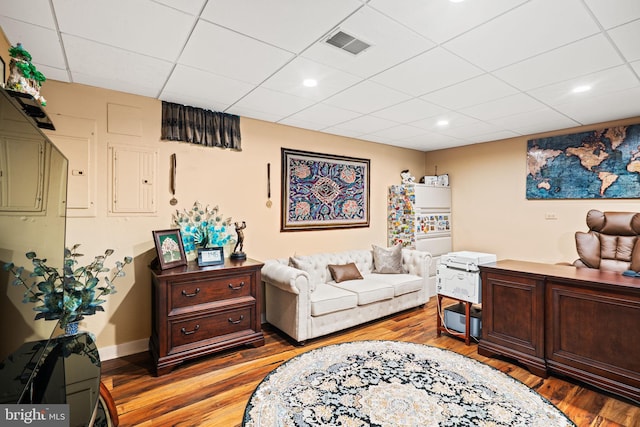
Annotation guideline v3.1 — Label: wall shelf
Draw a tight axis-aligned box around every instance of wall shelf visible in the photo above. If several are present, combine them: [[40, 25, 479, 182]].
[[5, 89, 55, 130]]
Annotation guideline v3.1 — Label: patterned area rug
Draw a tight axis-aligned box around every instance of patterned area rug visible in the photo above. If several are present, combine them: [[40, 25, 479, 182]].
[[243, 341, 575, 427]]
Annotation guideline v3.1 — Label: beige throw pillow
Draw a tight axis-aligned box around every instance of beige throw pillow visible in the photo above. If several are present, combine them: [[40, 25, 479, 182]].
[[372, 244, 403, 274], [328, 263, 363, 283]]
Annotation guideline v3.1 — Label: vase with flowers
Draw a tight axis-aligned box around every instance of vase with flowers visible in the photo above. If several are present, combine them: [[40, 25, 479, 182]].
[[2, 244, 132, 331]]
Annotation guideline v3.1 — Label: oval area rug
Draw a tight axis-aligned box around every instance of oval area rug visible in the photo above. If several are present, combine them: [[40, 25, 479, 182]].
[[243, 340, 575, 427]]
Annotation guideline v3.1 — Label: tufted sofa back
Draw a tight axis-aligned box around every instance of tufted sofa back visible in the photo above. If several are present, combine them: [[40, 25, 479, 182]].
[[575, 209, 640, 272], [276, 248, 427, 284]]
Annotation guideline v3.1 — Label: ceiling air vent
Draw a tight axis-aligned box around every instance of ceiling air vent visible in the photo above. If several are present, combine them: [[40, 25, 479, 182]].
[[325, 30, 371, 55]]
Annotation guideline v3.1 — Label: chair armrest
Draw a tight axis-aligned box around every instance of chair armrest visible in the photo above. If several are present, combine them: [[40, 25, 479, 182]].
[[261, 262, 316, 295]]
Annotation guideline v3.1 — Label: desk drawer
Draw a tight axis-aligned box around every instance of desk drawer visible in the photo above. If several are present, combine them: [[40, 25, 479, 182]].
[[169, 274, 252, 310], [169, 307, 254, 348]]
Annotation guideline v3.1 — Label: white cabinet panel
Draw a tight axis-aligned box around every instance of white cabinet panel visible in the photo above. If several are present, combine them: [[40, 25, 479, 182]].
[[0, 136, 45, 212], [109, 144, 157, 214]]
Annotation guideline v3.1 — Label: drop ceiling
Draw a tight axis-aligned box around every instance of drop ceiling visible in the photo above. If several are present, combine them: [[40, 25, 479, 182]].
[[1, 0, 639, 151]]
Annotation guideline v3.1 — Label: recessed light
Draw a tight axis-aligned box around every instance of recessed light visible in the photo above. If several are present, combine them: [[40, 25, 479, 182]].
[[303, 78, 318, 88], [437, 120, 449, 127], [572, 85, 591, 93], [449, 0, 465, 3]]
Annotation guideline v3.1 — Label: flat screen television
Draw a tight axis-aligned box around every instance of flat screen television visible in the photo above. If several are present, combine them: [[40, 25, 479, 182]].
[[0, 87, 68, 403]]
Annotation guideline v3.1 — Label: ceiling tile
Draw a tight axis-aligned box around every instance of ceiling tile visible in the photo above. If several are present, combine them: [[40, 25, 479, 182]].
[[261, 57, 362, 101], [0, 0, 56, 28], [527, 66, 640, 106], [179, 20, 294, 85], [489, 108, 580, 135], [444, 0, 601, 71], [369, 0, 527, 44], [440, 121, 505, 140], [372, 47, 483, 96], [332, 114, 398, 134], [0, 18, 66, 68], [301, 6, 435, 78], [553, 86, 640, 124], [160, 65, 255, 112], [279, 103, 362, 129], [465, 130, 520, 143], [365, 124, 429, 140], [322, 80, 411, 114], [201, 0, 363, 53], [229, 87, 316, 121], [494, 34, 623, 91], [460, 93, 546, 121], [410, 112, 478, 132], [607, 20, 640, 62], [421, 74, 519, 110], [62, 34, 173, 98], [2, 0, 638, 152], [53, 0, 195, 61], [370, 98, 447, 123], [153, 0, 207, 16], [584, 0, 640, 28]]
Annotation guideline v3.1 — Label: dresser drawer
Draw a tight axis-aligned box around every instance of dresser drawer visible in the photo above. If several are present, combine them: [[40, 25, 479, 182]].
[[169, 274, 252, 310], [169, 306, 254, 349]]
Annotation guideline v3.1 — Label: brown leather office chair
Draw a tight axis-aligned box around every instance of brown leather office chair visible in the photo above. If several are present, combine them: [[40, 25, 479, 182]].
[[573, 209, 640, 272]]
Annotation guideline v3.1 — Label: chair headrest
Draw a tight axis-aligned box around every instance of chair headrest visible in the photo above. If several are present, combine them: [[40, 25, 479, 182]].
[[586, 209, 640, 236]]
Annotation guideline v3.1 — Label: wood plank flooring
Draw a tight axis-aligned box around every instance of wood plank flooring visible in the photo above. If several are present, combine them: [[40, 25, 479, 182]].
[[101, 298, 640, 426]]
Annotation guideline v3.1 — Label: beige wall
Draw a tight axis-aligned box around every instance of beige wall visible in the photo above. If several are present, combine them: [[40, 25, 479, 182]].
[[36, 80, 426, 351], [425, 117, 640, 265]]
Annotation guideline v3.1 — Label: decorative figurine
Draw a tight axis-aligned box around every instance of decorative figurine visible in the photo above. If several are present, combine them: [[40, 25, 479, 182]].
[[231, 221, 247, 260], [400, 169, 415, 184]]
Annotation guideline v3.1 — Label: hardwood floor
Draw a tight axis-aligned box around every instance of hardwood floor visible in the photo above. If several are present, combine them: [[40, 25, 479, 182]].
[[101, 298, 640, 426]]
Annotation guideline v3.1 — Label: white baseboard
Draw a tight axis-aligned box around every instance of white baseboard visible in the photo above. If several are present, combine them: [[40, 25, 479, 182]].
[[98, 338, 149, 361]]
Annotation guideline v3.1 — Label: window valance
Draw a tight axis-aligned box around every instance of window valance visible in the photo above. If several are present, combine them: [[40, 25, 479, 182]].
[[161, 101, 241, 151]]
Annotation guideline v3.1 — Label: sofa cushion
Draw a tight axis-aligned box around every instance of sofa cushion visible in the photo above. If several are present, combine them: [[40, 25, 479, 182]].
[[310, 284, 358, 316], [367, 273, 423, 297], [332, 279, 394, 305], [372, 244, 404, 274], [328, 263, 363, 283]]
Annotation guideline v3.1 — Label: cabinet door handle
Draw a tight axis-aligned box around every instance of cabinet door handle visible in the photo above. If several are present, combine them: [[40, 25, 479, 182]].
[[228, 281, 245, 291], [180, 324, 200, 335], [228, 315, 244, 324], [181, 288, 201, 297]]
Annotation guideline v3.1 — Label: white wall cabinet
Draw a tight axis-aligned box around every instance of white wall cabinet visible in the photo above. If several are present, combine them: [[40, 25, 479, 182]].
[[108, 144, 157, 215]]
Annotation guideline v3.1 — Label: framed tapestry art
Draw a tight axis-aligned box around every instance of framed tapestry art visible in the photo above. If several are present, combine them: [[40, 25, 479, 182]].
[[281, 148, 370, 231], [527, 124, 640, 199]]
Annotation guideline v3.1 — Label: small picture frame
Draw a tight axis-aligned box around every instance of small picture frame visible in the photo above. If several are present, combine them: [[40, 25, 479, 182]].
[[152, 229, 187, 270], [198, 247, 224, 267]]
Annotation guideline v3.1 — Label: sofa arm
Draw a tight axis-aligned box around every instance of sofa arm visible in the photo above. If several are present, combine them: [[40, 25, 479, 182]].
[[261, 261, 316, 295], [401, 248, 433, 277]]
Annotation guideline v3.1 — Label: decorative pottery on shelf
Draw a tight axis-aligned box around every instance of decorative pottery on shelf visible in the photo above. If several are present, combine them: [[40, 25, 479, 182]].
[[172, 201, 235, 261], [64, 320, 80, 336]]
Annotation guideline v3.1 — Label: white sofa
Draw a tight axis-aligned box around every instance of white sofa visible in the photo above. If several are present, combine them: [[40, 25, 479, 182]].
[[261, 248, 432, 344]]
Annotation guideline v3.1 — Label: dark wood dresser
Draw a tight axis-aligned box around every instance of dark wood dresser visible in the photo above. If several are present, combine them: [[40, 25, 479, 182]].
[[479, 260, 640, 404], [149, 258, 264, 376]]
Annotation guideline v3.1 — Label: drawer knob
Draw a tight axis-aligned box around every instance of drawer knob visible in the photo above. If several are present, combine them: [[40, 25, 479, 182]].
[[180, 324, 200, 335], [228, 281, 246, 291], [181, 288, 201, 297], [228, 315, 245, 324]]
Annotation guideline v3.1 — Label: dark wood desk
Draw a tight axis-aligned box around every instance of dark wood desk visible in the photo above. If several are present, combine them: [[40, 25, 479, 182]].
[[478, 260, 640, 404]]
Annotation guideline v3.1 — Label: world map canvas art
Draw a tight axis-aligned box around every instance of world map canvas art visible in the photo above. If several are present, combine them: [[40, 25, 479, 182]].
[[527, 124, 640, 199], [281, 148, 369, 231]]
